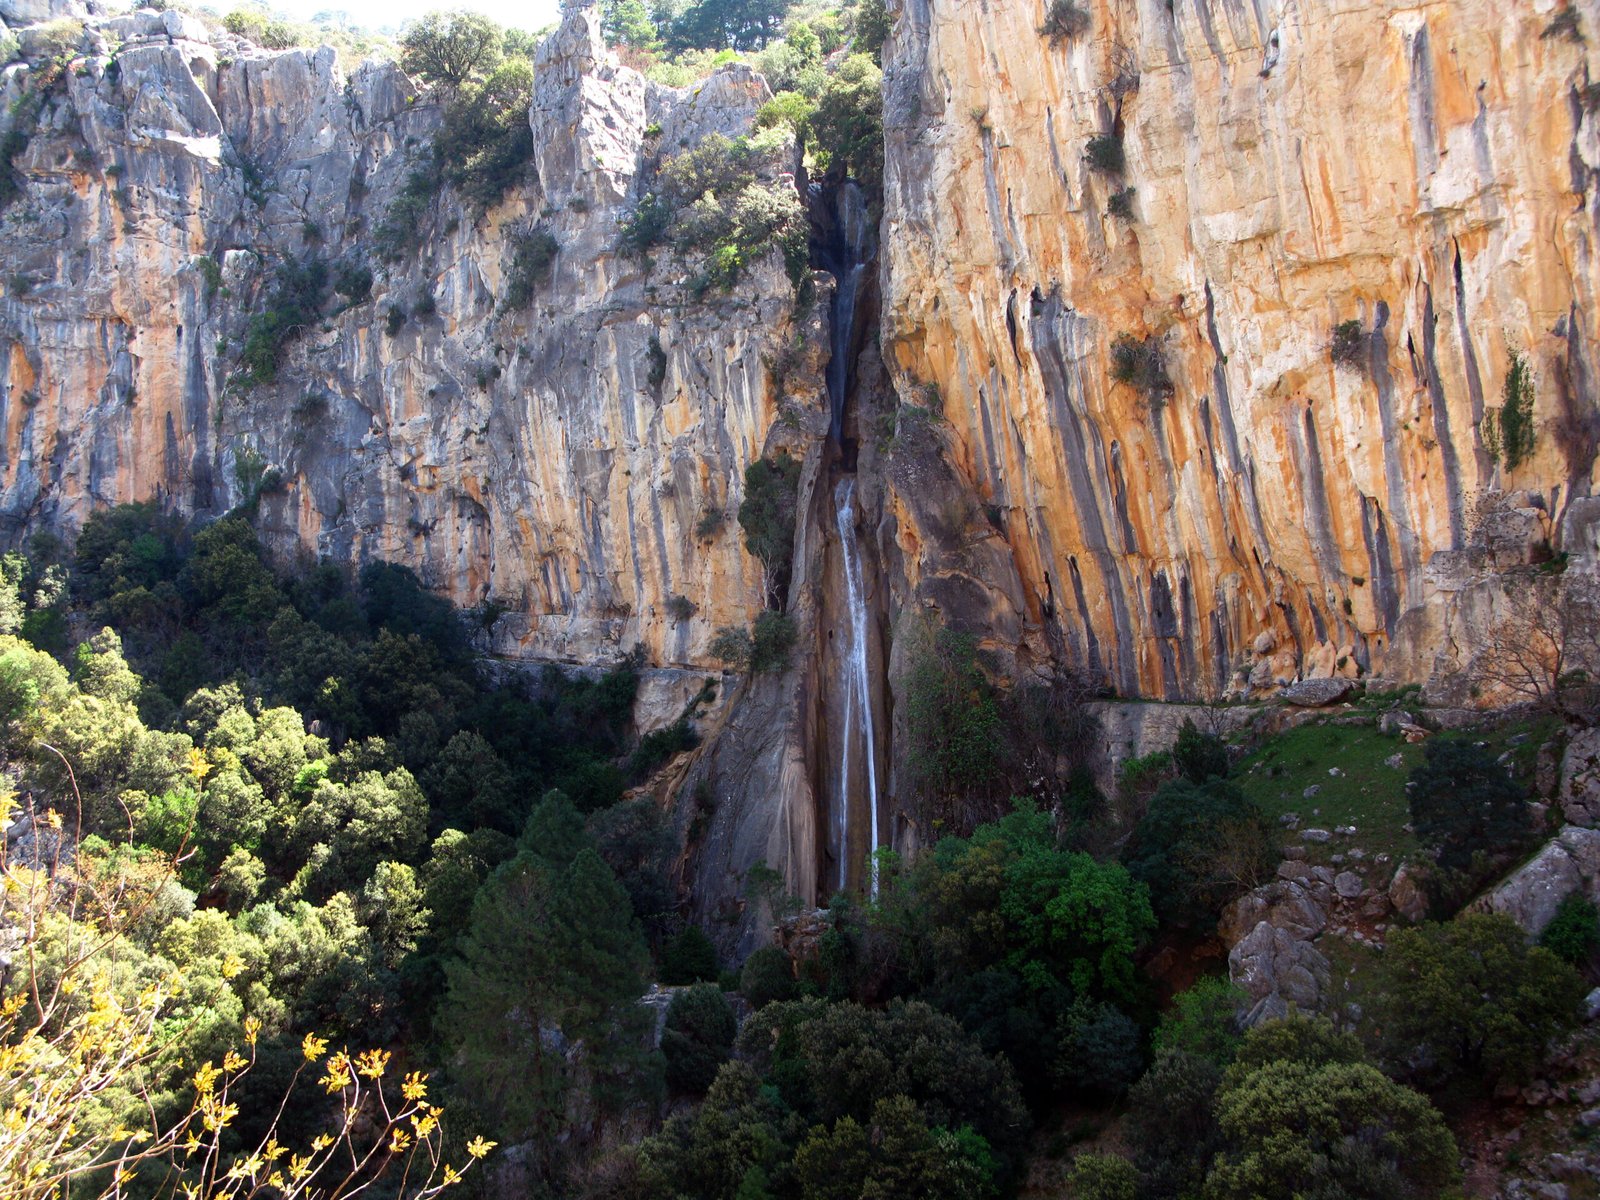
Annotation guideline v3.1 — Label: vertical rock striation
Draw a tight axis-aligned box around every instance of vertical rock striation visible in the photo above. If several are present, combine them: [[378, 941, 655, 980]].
[[879, 0, 1600, 698], [0, 5, 818, 672]]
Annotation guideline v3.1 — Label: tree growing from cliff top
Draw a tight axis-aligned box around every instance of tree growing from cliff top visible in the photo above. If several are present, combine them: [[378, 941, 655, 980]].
[[603, 0, 659, 50], [811, 54, 885, 192], [661, 0, 797, 52], [400, 10, 504, 88]]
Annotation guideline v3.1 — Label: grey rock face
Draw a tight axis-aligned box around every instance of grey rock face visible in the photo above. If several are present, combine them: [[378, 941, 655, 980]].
[[0, 5, 811, 678], [1281, 677, 1355, 707], [1222, 878, 1328, 943], [1561, 728, 1600, 828], [1476, 826, 1600, 936], [1229, 919, 1331, 1023]]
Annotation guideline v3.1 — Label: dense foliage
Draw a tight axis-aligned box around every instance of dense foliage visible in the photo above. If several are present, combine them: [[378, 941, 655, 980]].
[[1375, 912, 1585, 1090], [1406, 737, 1533, 908]]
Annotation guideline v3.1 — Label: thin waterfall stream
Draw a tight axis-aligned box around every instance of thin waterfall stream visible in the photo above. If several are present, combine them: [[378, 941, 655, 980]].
[[834, 477, 879, 895], [817, 178, 881, 897]]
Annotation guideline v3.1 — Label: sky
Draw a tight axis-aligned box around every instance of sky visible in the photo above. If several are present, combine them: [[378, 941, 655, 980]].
[[266, 0, 565, 35]]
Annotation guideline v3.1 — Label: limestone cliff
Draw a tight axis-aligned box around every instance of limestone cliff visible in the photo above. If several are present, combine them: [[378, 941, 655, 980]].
[[0, 3, 816, 673], [878, 0, 1600, 701], [3, 0, 1600, 921]]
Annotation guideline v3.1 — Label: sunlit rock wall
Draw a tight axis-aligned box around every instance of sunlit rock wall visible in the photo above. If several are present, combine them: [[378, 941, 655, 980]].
[[0, 6, 814, 670], [880, 0, 1600, 699]]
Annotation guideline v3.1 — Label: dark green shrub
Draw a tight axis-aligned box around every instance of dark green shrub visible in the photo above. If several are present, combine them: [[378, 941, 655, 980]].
[[1040, 0, 1091, 45], [1174, 719, 1230, 783], [695, 507, 726, 539], [811, 54, 884, 192], [436, 58, 536, 214], [628, 716, 698, 780], [1207, 1019, 1459, 1200], [1126, 1051, 1224, 1199], [1065, 1155, 1138, 1200], [1123, 777, 1274, 931], [1153, 975, 1247, 1066], [1330, 318, 1364, 369], [749, 611, 797, 675], [1086, 133, 1124, 174], [374, 164, 440, 262], [902, 621, 1004, 829], [1406, 738, 1530, 880], [503, 226, 558, 308], [661, 924, 720, 984], [1055, 1000, 1143, 1095], [709, 626, 754, 671], [236, 258, 329, 387], [662, 983, 737, 1094], [666, 594, 697, 622], [739, 945, 796, 1009], [413, 287, 437, 319], [333, 260, 373, 304], [622, 133, 808, 287], [1485, 350, 1536, 471], [1540, 893, 1599, 965], [646, 335, 668, 389], [1106, 187, 1135, 220], [194, 255, 224, 299], [1376, 912, 1585, 1089], [1109, 332, 1173, 409], [619, 193, 673, 256], [384, 305, 406, 337], [0, 126, 27, 211], [854, 0, 891, 58], [738, 451, 801, 604], [398, 9, 503, 87]]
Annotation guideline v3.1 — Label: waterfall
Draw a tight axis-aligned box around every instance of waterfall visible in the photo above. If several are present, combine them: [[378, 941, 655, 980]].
[[834, 477, 880, 896], [819, 179, 873, 444], [827, 262, 867, 442]]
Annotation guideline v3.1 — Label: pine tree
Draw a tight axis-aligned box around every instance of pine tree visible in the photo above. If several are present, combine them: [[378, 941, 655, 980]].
[[442, 838, 650, 1163]]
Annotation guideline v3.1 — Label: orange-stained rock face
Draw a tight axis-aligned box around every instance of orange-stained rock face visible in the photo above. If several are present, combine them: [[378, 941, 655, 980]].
[[878, 0, 1600, 699]]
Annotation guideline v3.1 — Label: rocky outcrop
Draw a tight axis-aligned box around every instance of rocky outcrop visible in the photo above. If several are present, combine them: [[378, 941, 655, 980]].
[[1561, 727, 1600, 828], [879, 0, 1600, 701], [1228, 919, 1331, 1025], [1478, 825, 1600, 937], [2, 0, 1600, 918], [0, 6, 811, 675]]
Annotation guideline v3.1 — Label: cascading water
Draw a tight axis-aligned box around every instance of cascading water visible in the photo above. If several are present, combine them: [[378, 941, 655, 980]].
[[827, 262, 866, 442], [818, 179, 873, 443], [833, 477, 880, 895], [816, 177, 882, 896]]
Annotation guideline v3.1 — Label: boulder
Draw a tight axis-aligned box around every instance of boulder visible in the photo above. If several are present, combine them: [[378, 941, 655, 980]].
[[1333, 871, 1364, 899], [1229, 920, 1330, 1021], [1221, 879, 1328, 943], [1473, 826, 1600, 936], [0, 0, 85, 24], [1388, 862, 1429, 923], [1302, 828, 1332, 843], [1281, 677, 1355, 707]]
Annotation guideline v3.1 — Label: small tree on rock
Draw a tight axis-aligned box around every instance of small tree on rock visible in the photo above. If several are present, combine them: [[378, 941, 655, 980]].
[[400, 10, 504, 88]]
